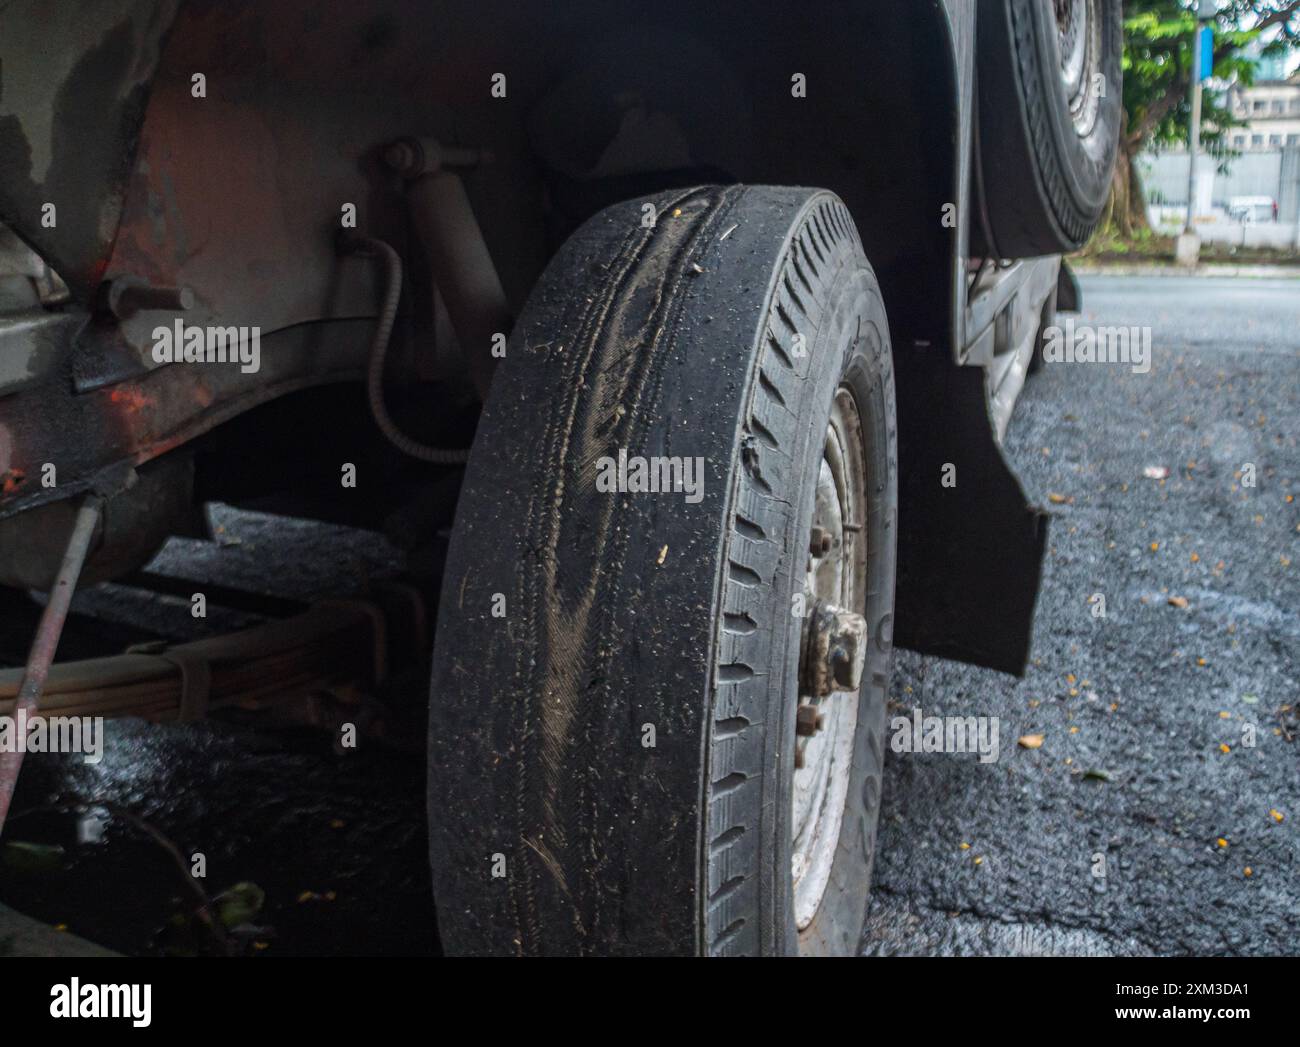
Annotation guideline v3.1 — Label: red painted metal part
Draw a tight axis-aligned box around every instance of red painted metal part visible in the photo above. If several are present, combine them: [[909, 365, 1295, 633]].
[[0, 318, 372, 522]]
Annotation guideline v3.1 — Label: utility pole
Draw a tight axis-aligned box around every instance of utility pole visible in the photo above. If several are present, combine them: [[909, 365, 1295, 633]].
[[1183, 29, 1203, 233], [1177, 0, 1218, 266]]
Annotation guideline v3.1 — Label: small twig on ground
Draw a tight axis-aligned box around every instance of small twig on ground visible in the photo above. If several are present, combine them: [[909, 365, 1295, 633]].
[[8, 796, 231, 954]]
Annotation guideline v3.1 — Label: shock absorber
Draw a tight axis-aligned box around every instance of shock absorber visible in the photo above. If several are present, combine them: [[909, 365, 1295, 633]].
[[381, 136, 512, 402]]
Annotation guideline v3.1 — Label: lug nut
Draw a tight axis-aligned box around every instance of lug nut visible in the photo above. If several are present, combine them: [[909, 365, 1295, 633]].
[[796, 705, 825, 737], [809, 526, 833, 557]]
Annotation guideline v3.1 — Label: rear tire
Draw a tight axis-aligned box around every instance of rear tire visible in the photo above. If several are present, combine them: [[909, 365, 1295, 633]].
[[428, 185, 897, 955], [976, 0, 1123, 257]]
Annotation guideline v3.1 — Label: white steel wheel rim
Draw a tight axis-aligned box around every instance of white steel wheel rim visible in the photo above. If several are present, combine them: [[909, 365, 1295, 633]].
[[791, 387, 867, 933], [1056, 0, 1103, 138]]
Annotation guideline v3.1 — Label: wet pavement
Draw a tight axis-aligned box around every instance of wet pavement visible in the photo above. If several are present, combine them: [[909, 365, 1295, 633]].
[[1, 509, 436, 956], [3, 721, 435, 956], [1, 274, 1296, 957], [863, 275, 1299, 956]]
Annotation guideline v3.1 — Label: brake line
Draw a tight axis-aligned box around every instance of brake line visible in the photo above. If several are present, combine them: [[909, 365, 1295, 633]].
[[345, 234, 472, 465]]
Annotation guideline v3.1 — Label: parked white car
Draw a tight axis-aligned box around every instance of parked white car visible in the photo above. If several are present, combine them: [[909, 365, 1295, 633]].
[[1228, 196, 1278, 224]]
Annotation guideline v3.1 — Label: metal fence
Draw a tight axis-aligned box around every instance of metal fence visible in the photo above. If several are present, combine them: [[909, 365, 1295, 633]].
[[1138, 147, 1300, 247]]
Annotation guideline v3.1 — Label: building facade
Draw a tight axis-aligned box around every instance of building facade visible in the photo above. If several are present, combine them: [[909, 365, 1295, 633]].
[[1224, 75, 1300, 151]]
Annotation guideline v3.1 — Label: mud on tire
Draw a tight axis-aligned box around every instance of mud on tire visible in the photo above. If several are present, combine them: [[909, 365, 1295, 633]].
[[428, 185, 897, 956]]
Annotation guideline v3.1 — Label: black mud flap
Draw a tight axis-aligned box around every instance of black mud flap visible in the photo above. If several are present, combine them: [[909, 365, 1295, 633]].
[[1057, 259, 1082, 313], [892, 350, 1048, 676]]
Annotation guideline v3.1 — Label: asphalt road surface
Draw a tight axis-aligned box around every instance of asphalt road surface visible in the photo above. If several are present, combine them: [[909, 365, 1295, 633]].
[[862, 274, 1299, 956], [2, 274, 1296, 956]]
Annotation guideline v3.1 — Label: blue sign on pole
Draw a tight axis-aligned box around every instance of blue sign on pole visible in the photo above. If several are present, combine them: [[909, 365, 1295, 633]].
[[1199, 25, 1214, 81]]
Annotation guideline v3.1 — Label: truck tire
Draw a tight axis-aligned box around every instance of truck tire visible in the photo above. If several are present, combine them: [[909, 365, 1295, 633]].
[[428, 185, 897, 956], [976, 0, 1123, 257]]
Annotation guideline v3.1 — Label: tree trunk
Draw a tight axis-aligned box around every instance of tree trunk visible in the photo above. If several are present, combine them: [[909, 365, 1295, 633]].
[[1097, 140, 1151, 240], [1121, 146, 1151, 236]]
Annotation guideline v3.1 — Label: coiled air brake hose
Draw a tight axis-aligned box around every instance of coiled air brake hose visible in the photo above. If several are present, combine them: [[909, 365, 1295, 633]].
[[346, 233, 472, 465]]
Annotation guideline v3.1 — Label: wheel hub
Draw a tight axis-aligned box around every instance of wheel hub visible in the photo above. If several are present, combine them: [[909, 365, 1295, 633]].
[[800, 600, 868, 700]]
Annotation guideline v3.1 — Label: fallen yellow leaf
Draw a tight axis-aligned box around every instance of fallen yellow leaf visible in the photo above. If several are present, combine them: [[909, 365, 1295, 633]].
[[1018, 734, 1045, 750]]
